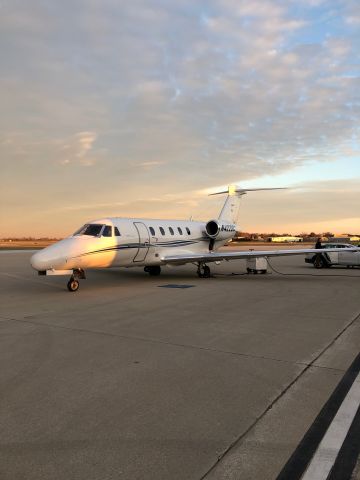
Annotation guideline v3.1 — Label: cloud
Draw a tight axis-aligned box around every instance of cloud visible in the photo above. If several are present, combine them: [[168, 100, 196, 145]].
[[1, 0, 360, 236], [67, 131, 97, 166], [0, 130, 98, 167], [238, 178, 360, 234], [344, 0, 360, 25], [138, 160, 166, 168]]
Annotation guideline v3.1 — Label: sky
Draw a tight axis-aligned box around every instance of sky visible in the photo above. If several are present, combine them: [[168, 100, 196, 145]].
[[0, 0, 359, 237]]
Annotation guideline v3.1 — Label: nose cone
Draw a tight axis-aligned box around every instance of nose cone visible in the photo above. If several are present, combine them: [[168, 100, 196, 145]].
[[30, 249, 55, 271], [30, 239, 74, 271]]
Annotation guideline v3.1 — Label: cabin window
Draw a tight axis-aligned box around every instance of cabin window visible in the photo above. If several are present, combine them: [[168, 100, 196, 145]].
[[186, 227, 191, 235], [169, 227, 174, 235], [178, 227, 183, 235], [114, 227, 121, 236], [149, 227, 155, 236], [102, 225, 112, 237], [159, 227, 165, 236]]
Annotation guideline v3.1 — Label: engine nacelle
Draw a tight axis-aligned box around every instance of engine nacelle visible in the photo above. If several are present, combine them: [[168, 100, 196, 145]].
[[204, 220, 236, 239], [205, 220, 220, 238]]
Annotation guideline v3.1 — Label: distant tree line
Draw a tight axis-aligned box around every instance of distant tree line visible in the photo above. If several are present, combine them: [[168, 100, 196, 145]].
[[1, 237, 62, 241], [234, 231, 340, 241]]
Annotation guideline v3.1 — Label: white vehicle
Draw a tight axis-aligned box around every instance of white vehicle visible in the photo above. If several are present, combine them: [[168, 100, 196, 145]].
[[305, 243, 360, 268], [30, 186, 359, 291]]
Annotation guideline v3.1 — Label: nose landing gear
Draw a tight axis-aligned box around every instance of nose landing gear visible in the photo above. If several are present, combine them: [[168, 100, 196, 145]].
[[67, 277, 80, 292], [67, 269, 86, 292]]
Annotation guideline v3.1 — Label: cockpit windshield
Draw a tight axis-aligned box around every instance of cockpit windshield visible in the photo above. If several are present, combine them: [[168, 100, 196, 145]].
[[73, 224, 104, 237], [73, 223, 114, 237]]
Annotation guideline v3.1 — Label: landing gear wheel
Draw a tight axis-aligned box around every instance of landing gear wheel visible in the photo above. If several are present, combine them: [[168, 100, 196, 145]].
[[197, 264, 211, 278], [67, 278, 80, 292], [149, 266, 161, 276], [203, 265, 211, 277], [145, 266, 161, 276]]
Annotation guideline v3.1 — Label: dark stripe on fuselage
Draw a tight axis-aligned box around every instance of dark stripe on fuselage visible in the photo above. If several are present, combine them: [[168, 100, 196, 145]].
[[73, 239, 202, 258]]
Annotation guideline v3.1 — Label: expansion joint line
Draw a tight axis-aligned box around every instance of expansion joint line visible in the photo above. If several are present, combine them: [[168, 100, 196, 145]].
[[6, 315, 359, 375], [199, 310, 360, 480], [7, 311, 360, 371]]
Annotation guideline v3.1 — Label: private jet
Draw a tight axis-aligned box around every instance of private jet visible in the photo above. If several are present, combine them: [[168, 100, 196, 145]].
[[30, 186, 358, 291]]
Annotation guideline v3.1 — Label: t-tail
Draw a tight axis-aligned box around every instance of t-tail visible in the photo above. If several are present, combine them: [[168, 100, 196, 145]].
[[210, 185, 287, 224]]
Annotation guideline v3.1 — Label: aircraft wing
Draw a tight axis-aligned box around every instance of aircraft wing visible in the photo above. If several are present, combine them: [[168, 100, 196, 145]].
[[161, 247, 359, 265]]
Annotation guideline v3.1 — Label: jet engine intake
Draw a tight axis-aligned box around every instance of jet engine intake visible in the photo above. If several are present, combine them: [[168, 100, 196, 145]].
[[205, 220, 220, 238]]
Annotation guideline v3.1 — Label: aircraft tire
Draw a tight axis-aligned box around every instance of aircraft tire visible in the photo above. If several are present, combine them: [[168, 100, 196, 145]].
[[67, 279, 80, 292], [148, 266, 161, 276], [203, 265, 211, 277], [197, 265, 211, 278]]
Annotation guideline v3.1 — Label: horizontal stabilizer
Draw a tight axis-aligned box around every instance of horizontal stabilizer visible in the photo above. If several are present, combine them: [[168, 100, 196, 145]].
[[211, 185, 287, 223], [209, 186, 287, 196]]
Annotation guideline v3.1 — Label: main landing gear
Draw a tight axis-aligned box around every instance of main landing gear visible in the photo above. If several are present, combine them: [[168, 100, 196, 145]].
[[144, 266, 162, 276], [67, 269, 86, 292], [197, 263, 211, 278]]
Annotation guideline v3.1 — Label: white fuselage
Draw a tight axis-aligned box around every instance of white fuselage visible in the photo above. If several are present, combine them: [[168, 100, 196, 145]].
[[30, 217, 235, 272]]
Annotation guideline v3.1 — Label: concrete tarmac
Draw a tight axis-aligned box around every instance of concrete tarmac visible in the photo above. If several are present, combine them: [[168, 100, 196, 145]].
[[0, 250, 359, 480]]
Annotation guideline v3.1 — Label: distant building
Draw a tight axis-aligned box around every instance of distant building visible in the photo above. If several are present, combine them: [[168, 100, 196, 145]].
[[331, 235, 360, 243], [268, 236, 303, 243]]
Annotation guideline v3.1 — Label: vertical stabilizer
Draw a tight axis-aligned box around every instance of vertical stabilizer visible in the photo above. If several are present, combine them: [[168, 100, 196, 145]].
[[209, 185, 286, 224], [218, 185, 244, 224]]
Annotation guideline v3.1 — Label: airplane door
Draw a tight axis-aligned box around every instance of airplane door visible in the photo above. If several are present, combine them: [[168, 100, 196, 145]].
[[133, 222, 150, 262]]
